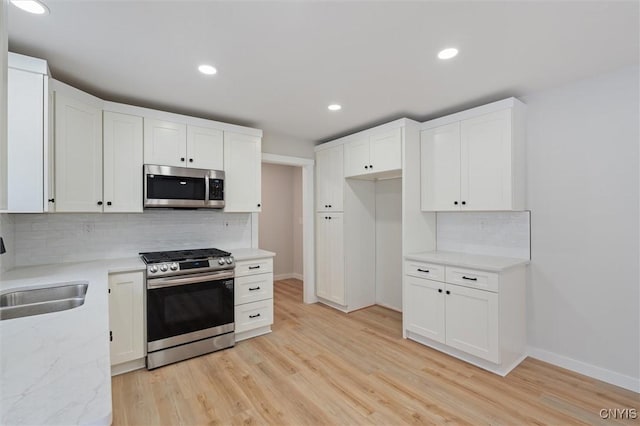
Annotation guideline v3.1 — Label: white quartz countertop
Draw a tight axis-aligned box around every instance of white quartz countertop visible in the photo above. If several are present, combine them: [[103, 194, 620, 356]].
[[404, 251, 530, 272], [230, 248, 276, 261], [0, 257, 145, 426]]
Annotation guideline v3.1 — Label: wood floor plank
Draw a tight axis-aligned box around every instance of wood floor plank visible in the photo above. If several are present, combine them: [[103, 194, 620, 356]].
[[111, 279, 639, 425]]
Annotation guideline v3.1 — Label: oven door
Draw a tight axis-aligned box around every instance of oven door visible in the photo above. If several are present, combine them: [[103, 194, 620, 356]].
[[146, 270, 234, 352]]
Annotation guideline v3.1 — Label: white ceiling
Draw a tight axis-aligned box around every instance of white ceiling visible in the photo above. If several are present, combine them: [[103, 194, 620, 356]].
[[8, 1, 639, 144]]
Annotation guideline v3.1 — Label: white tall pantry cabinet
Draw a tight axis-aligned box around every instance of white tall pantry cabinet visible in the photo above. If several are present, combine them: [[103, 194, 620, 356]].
[[315, 119, 422, 313]]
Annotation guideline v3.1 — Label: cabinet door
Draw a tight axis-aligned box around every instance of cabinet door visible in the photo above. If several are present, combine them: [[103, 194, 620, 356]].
[[445, 283, 499, 363], [143, 118, 186, 167], [316, 145, 344, 212], [369, 128, 401, 173], [343, 137, 369, 178], [7, 67, 44, 212], [109, 272, 145, 366], [420, 123, 461, 211], [315, 213, 331, 300], [460, 109, 512, 211], [186, 125, 224, 170], [328, 213, 345, 305], [103, 112, 143, 213], [55, 93, 103, 212], [404, 276, 446, 343], [223, 132, 261, 212]]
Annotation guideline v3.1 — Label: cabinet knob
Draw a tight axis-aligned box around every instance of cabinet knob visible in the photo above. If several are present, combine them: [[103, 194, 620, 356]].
[[107, 201, 112, 206], [461, 201, 466, 205], [325, 205, 328, 208], [325, 216, 328, 219], [328, 216, 332, 220], [446, 290, 451, 295], [328, 204, 332, 208], [369, 164, 373, 168], [180, 157, 185, 162], [97, 201, 103, 206], [454, 201, 458, 205], [438, 289, 443, 293], [189, 158, 194, 163], [364, 165, 368, 169], [257, 203, 261, 207]]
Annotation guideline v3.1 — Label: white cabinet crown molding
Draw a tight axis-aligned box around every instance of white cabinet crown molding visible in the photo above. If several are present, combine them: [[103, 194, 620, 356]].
[[315, 117, 418, 152], [420, 97, 524, 130], [103, 100, 262, 137], [8, 51, 48, 74]]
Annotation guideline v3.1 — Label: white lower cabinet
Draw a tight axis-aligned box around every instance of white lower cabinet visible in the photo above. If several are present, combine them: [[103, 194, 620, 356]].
[[403, 259, 526, 376], [234, 256, 274, 341], [108, 271, 145, 375]]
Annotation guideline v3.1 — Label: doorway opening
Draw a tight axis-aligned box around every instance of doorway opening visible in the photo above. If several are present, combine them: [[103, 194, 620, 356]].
[[261, 154, 315, 304]]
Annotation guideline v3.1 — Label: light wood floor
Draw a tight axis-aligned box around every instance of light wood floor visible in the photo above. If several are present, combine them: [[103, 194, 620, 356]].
[[112, 279, 638, 425]]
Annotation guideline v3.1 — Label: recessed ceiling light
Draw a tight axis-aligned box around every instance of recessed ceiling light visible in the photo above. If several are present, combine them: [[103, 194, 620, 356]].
[[328, 104, 342, 111], [198, 64, 217, 75], [10, 0, 49, 14], [438, 48, 458, 60]]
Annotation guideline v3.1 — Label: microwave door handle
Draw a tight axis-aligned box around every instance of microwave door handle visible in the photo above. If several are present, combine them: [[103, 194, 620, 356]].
[[205, 176, 210, 202]]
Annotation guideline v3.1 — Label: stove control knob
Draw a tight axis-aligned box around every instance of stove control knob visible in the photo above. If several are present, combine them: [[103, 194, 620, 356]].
[[218, 258, 225, 265], [170, 262, 179, 271], [159, 264, 168, 272], [149, 265, 158, 273], [225, 257, 233, 264]]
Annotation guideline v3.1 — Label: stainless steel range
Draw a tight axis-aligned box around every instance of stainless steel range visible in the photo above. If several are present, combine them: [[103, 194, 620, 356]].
[[140, 248, 235, 369]]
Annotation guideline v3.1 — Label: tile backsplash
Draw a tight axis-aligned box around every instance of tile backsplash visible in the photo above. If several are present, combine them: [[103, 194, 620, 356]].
[[436, 211, 531, 259], [12, 211, 253, 267], [0, 213, 16, 273]]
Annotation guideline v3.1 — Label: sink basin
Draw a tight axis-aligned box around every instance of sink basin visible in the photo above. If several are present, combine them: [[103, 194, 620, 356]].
[[0, 282, 88, 320]]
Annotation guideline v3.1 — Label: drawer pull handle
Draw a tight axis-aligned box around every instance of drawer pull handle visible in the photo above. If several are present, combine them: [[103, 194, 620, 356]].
[[462, 276, 478, 281], [249, 313, 261, 319], [249, 286, 261, 291], [417, 268, 430, 273], [248, 266, 260, 270]]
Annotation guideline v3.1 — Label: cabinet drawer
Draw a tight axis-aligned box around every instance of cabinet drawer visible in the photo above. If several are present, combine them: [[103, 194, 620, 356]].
[[405, 261, 444, 282], [235, 258, 273, 277], [445, 267, 498, 293], [234, 299, 273, 333], [235, 273, 273, 305]]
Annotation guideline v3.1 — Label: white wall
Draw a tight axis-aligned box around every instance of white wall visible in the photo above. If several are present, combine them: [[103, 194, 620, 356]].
[[523, 65, 639, 391], [12, 211, 252, 267], [375, 178, 402, 311], [262, 130, 315, 160], [259, 163, 302, 279]]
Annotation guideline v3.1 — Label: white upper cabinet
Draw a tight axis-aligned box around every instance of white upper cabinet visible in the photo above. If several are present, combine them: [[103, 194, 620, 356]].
[[186, 125, 224, 170], [369, 128, 402, 173], [6, 65, 45, 212], [316, 145, 344, 212], [343, 137, 369, 177], [344, 128, 402, 178], [144, 119, 225, 170], [460, 109, 513, 211], [55, 93, 103, 212], [103, 111, 143, 213], [143, 119, 187, 167], [224, 132, 261, 212], [420, 122, 461, 211], [420, 99, 525, 211]]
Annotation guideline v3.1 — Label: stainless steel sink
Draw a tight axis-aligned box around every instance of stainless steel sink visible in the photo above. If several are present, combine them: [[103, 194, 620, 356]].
[[0, 282, 88, 320]]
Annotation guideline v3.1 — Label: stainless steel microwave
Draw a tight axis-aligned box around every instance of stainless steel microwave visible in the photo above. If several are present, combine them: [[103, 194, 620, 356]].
[[144, 165, 224, 209]]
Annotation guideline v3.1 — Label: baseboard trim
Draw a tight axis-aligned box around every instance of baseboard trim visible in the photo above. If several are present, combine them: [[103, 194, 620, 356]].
[[111, 358, 146, 376], [274, 273, 304, 281], [375, 302, 402, 313], [527, 346, 640, 393]]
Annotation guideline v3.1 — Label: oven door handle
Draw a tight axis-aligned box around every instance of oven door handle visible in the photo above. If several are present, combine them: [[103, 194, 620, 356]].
[[147, 270, 234, 289]]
